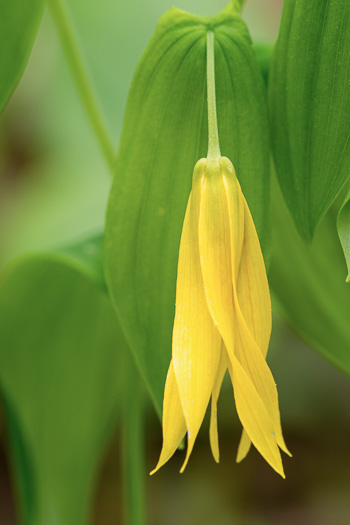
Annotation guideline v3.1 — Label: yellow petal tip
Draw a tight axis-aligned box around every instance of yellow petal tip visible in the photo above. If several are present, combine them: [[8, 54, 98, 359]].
[[149, 466, 158, 476], [235, 454, 244, 464], [212, 452, 220, 464], [209, 431, 220, 464], [277, 434, 292, 457], [150, 457, 165, 475], [179, 451, 190, 473], [179, 456, 189, 473], [273, 460, 286, 479]]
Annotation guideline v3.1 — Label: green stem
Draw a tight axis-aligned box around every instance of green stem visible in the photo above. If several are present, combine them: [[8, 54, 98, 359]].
[[48, 0, 115, 172], [122, 364, 148, 525], [206, 31, 221, 161]]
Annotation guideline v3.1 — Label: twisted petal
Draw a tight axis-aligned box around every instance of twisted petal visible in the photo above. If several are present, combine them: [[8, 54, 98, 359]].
[[172, 159, 222, 472], [227, 353, 285, 478], [221, 157, 245, 282], [234, 197, 290, 461], [237, 195, 271, 354], [233, 296, 290, 459], [198, 159, 241, 357], [209, 346, 227, 463], [197, 159, 287, 475], [236, 195, 271, 460], [150, 361, 186, 474]]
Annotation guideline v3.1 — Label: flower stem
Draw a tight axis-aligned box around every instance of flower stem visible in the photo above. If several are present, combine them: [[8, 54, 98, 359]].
[[48, 0, 115, 173], [122, 358, 148, 525], [206, 31, 221, 161]]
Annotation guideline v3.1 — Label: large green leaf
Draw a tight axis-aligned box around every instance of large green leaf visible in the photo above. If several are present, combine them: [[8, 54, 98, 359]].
[[253, 42, 273, 87], [56, 231, 106, 291], [270, 180, 350, 375], [337, 186, 350, 282], [105, 5, 270, 414], [270, 0, 350, 242], [0, 251, 127, 525], [0, 0, 45, 113]]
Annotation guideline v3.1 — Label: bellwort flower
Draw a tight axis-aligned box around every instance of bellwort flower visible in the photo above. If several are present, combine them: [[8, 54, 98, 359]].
[[151, 31, 290, 478]]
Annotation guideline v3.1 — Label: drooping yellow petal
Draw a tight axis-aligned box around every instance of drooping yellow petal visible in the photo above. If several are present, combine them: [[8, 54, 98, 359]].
[[198, 157, 289, 467], [172, 159, 222, 473], [221, 157, 245, 283], [234, 195, 273, 461], [233, 307, 290, 457], [237, 195, 272, 354], [197, 159, 239, 357], [232, 196, 290, 458], [236, 430, 252, 463], [227, 353, 285, 478], [209, 346, 227, 463], [150, 361, 186, 475]]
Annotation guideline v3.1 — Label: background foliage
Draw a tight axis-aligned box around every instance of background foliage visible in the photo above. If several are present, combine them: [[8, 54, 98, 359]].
[[0, 0, 350, 524]]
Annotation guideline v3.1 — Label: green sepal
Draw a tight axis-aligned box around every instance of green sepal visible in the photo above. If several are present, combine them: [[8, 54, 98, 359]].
[[105, 6, 270, 415], [270, 0, 350, 242]]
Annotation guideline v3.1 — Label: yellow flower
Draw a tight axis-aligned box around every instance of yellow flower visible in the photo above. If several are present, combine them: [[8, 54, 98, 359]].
[[151, 156, 291, 477]]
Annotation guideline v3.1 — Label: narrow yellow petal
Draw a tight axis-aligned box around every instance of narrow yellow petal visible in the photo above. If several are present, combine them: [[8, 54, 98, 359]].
[[235, 196, 272, 461], [197, 159, 237, 356], [209, 346, 227, 463], [233, 196, 290, 458], [233, 287, 290, 456], [172, 159, 222, 472], [236, 430, 251, 463], [227, 355, 285, 478], [220, 157, 245, 283], [150, 361, 186, 475], [197, 158, 283, 467], [237, 195, 272, 355]]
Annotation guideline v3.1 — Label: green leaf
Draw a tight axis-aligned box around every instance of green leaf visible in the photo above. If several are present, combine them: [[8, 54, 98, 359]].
[[56, 230, 106, 292], [270, 180, 350, 375], [253, 42, 273, 87], [105, 6, 270, 414], [337, 186, 350, 282], [270, 0, 350, 242], [0, 0, 45, 113], [0, 254, 127, 525]]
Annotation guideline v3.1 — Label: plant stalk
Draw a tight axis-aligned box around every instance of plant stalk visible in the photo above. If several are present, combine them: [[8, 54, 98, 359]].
[[206, 31, 221, 161], [48, 0, 115, 172], [121, 360, 148, 525]]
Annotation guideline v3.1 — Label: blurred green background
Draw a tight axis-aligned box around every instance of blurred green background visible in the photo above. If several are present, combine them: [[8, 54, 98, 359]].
[[1, 0, 350, 524]]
